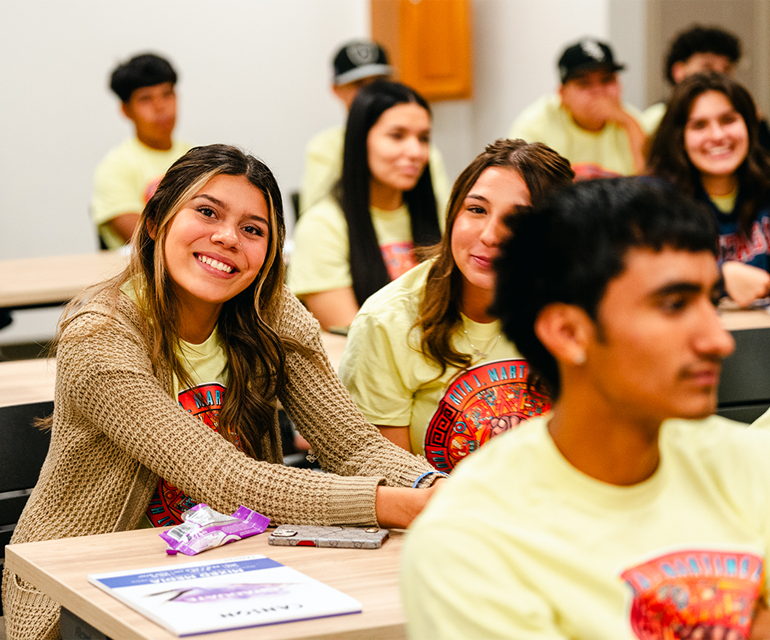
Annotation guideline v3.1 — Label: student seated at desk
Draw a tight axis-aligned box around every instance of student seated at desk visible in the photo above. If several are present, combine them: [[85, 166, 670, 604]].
[[2, 145, 444, 640], [288, 81, 442, 331], [648, 72, 770, 307], [339, 139, 573, 469], [402, 178, 770, 639], [92, 53, 193, 249]]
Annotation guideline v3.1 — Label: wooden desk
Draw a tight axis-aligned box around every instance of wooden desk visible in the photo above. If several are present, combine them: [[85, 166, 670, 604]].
[[0, 251, 128, 311], [6, 527, 406, 640], [0, 358, 56, 408], [0, 332, 342, 412]]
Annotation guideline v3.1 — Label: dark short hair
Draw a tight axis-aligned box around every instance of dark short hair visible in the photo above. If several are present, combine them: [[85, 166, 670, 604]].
[[110, 53, 177, 103], [665, 25, 740, 84], [492, 178, 717, 399], [337, 81, 440, 306]]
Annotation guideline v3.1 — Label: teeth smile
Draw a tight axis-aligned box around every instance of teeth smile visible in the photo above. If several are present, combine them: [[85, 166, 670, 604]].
[[197, 255, 233, 273]]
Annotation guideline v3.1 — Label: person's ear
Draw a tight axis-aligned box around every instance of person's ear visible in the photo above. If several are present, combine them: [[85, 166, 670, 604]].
[[146, 218, 157, 241], [120, 101, 133, 121], [535, 303, 593, 367], [671, 62, 687, 85]]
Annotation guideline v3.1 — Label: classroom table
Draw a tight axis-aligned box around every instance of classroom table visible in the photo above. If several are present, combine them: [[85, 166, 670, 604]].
[[0, 357, 56, 408], [0, 251, 129, 311], [5, 526, 406, 640]]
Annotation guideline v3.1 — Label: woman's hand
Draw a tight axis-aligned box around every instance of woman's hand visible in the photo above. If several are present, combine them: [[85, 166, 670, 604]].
[[722, 261, 770, 307], [375, 481, 445, 529]]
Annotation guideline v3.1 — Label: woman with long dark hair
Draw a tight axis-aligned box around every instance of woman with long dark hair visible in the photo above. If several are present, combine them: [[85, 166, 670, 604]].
[[339, 139, 574, 470], [3, 144, 443, 640], [648, 72, 770, 306], [289, 81, 442, 330]]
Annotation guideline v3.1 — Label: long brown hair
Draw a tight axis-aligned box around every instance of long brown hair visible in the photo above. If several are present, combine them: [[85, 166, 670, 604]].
[[647, 72, 770, 235], [416, 139, 574, 376], [61, 145, 306, 460]]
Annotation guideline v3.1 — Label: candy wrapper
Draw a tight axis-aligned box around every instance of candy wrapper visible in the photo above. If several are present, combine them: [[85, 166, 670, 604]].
[[160, 504, 270, 556]]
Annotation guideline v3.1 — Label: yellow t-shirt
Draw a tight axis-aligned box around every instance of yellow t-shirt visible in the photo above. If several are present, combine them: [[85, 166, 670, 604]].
[[288, 196, 419, 296], [92, 137, 193, 249], [299, 125, 451, 215], [141, 328, 230, 528], [508, 94, 645, 179], [403, 415, 770, 638], [339, 260, 550, 469], [122, 282, 231, 528]]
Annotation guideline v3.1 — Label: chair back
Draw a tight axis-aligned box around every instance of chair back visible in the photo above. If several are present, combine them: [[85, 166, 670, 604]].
[[0, 400, 53, 614]]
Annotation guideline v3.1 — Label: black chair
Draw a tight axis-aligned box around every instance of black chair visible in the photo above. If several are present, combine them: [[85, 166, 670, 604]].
[[0, 400, 53, 616]]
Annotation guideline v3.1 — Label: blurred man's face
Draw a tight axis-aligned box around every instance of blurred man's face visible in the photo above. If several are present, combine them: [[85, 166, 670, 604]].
[[671, 53, 734, 84], [559, 68, 621, 131]]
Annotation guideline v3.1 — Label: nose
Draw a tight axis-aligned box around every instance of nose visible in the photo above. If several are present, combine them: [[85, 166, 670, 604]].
[[211, 222, 239, 249], [695, 304, 736, 360], [479, 214, 510, 248], [405, 135, 427, 160]]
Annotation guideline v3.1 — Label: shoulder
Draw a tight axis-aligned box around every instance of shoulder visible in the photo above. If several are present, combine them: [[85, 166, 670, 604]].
[[94, 138, 139, 173], [306, 126, 344, 155], [293, 197, 347, 240], [640, 102, 666, 134], [355, 260, 431, 323], [272, 286, 320, 339], [511, 95, 561, 125], [509, 95, 565, 141], [662, 415, 770, 473]]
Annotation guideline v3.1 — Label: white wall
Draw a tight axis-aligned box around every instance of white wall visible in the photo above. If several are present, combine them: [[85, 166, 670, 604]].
[[2, 0, 646, 343]]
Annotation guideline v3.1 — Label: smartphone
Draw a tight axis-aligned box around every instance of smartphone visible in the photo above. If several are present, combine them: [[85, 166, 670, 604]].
[[268, 525, 389, 549]]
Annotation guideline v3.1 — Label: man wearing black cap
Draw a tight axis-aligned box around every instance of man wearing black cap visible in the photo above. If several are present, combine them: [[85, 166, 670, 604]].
[[509, 37, 647, 180], [299, 40, 450, 214]]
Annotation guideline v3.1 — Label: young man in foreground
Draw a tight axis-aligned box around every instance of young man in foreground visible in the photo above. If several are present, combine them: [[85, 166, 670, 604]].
[[402, 178, 770, 639], [92, 52, 192, 249]]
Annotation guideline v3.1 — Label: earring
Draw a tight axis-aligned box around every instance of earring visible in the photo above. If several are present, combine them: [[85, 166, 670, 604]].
[[573, 351, 586, 366]]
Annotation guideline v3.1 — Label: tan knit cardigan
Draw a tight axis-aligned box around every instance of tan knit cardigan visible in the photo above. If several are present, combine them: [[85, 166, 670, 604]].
[[2, 287, 433, 640]]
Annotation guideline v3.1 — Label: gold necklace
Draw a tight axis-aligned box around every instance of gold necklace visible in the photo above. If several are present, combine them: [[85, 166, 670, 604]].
[[463, 328, 501, 360]]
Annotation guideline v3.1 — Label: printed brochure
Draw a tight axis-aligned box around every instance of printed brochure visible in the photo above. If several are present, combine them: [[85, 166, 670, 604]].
[[88, 553, 362, 636]]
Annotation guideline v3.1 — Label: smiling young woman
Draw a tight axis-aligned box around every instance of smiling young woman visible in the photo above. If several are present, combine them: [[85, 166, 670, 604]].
[[339, 139, 574, 467], [288, 81, 442, 331], [2, 144, 444, 640], [648, 72, 770, 306]]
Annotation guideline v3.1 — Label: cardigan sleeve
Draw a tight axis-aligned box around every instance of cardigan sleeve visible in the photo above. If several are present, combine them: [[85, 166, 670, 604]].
[[55, 295, 425, 527], [276, 292, 435, 496]]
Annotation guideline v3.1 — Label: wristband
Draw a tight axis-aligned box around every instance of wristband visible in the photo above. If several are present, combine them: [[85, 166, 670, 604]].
[[412, 470, 449, 489]]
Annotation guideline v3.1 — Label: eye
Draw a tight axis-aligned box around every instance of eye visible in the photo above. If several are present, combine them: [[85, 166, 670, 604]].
[[197, 206, 216, 218], [418, 133, 430, 145], [242, 224, 267, 238], [659, 294, 690, 314], [388, 131, 405, 141], [467, 205, 486, 215]]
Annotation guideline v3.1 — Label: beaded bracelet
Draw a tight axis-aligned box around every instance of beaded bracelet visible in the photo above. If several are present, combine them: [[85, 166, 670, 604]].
[[412, 470, 449, 489]]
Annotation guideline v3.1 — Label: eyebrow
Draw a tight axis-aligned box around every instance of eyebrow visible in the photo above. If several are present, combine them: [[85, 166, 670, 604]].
[[190, 194, 269, 225], [465, 193, 489, 203], [649, 279, 722, 299]]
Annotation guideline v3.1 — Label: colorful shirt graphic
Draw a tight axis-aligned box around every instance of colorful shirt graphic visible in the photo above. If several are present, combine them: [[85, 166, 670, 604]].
[[424, 359, 550, 471], [622, 549, 764, 639], [146, 382, 229, 527], [381, 241, 417, 280]]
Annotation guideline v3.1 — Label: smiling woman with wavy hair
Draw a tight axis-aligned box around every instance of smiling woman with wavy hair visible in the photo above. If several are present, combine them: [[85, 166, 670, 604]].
[[339, 139, 574, 470], [3, 144, 445, 640]]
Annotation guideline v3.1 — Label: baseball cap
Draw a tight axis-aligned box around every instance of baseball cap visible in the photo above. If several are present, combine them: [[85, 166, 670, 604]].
[[333, 40, 393, 86], [558, 37, 625, 83]]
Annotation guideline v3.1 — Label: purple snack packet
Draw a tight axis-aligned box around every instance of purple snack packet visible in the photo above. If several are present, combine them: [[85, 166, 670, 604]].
[[159, 504, 270, 556]]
